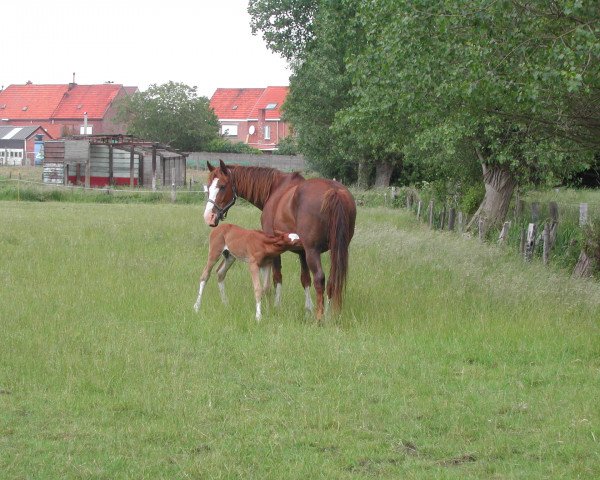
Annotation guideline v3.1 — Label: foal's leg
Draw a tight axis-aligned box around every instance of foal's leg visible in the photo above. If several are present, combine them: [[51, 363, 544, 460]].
[[193, 248, 222, 312], [249, 262, 263, 321], [272, 255, 283, 306], [305, 249, 326, 321], [216, 254, 235, 304], [298, 251, 313, 312]]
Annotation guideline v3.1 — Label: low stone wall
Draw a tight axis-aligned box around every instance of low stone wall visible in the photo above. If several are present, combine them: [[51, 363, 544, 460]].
[[186, 151, 306, 172]]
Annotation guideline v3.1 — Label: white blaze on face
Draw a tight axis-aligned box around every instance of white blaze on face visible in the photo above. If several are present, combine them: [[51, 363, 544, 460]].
[[203, 178, 220, 224], [288, 233, 300, 242]]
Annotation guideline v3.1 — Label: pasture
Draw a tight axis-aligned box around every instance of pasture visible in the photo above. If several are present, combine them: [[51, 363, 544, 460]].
[[1, 201, 599, 479]]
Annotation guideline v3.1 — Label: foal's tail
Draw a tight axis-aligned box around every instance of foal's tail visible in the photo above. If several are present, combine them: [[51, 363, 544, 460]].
[[322, 188, 354, 313]]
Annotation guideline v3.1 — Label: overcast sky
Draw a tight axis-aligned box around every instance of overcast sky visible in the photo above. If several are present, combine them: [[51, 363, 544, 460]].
[[2, 0, 291, 98]]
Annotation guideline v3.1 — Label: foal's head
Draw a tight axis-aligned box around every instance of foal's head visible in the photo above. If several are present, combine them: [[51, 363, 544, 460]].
[[204, 160, 236, 227], [272, 232, 303, 251]]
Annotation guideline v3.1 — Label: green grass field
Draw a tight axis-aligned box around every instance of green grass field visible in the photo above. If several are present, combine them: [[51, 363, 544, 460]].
[[1, 201, 599, 479]]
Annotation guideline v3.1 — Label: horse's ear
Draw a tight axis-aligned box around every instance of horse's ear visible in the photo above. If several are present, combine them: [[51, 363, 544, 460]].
[[207, 161, 214, 172], [219, 159, 229, 175]]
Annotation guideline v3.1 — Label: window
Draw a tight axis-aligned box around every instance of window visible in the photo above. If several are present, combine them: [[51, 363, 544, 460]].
[[265, 103, 277, 110], [221, 124, 238, 136], [79, 125, 93, 135], [264, 125, 271, 140]]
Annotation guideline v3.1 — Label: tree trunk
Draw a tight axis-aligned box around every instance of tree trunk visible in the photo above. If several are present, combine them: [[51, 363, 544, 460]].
[[467, 158, 517, 230], [374, 161, 394, 188], [357, 159, 372, 189]]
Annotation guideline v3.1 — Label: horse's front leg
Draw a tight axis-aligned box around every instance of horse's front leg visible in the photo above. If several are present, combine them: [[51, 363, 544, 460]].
[[305, 249, 325, 322], [272, 255, 283, 306], [194, 249, 222, 312], [298, 251, 313, 312]]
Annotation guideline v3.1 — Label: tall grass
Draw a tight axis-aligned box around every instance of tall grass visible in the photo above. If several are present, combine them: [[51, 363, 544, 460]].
[[1, 202, 599, 478]]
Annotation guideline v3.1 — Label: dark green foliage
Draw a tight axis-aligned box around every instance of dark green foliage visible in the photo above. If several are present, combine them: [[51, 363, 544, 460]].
[[460, 184, 486, 215], [115, 81, 220, 151], [204, 138, 262, 154], [250, 1, 599, 197], [273, 136, 299, 155]]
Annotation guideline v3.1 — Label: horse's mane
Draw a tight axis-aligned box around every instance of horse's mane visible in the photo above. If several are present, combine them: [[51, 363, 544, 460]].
[[231, 166, 300, 209]]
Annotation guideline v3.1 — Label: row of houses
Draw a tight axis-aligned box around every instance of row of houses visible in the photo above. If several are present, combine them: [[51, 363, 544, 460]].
[[0, 81, 292, 186]]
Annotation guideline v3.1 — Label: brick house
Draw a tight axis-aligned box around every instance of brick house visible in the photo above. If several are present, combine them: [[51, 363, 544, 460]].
[[209, 86, 290, 152], [0, 82, 137, 140], [0, 125, 54, 166]]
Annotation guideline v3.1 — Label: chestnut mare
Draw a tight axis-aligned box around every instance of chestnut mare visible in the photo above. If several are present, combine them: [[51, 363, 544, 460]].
[[203, 160, 357, 320], [193, 223, 302, 321]]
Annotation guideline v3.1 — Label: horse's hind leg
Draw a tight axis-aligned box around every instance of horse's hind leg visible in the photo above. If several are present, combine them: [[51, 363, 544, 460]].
[[305, 249, 325, 322], [260, 264, 272, 292], [299, 251, 313, 312]]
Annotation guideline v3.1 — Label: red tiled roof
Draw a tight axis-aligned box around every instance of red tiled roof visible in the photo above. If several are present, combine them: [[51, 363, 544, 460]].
[[210, 87, 288, 120], [249, 86, 289, 120], [52, 84, 122, 119], [210, 88, 264, 120], [0, 83, 125, 120], [0, 85, 69, 119]]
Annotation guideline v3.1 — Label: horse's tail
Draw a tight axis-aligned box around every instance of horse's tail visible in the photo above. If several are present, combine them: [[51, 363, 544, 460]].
[[322, 189, 353, 313]]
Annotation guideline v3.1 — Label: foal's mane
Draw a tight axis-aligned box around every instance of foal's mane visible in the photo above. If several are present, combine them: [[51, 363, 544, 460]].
[[231, 166, 300, 209]]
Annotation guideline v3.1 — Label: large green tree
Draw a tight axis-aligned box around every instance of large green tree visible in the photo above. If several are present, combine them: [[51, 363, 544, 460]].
[[339, 0, 599, 225], [116, 81, 220, 152], [250, 1, 599, 221]]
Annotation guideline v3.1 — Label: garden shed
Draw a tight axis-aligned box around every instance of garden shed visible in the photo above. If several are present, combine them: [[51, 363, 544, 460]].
[[42, 135, 187, 188]]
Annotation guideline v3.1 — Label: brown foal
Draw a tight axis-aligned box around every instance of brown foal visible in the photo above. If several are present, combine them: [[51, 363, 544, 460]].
[[193, 223, 301, 320]]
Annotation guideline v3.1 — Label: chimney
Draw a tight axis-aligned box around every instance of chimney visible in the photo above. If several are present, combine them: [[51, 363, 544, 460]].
[[69, 72, 77, 90]]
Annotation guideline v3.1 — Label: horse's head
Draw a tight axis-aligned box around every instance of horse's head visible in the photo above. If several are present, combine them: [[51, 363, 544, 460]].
[[203, 159, 237, 227]]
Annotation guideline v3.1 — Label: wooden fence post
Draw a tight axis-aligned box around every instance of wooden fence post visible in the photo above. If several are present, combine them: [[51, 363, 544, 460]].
[[416, 201, 422, 220], [458, 212, 464, 233], [428, 201, 434, 228], [448, 208, 456, 231], [130, 145, 135, 188], [579, 203, 588, 226], [498, 221, 510, 244], [171, 164, 176, 203], [573, 251, 593, 278], [151, 146, 157, 192], [478, 217, 485, 242], [548, 201, 559, 251], [525, 223, 537, 261], [440, 205, 446, 230], [542, 223, 550, 265]]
